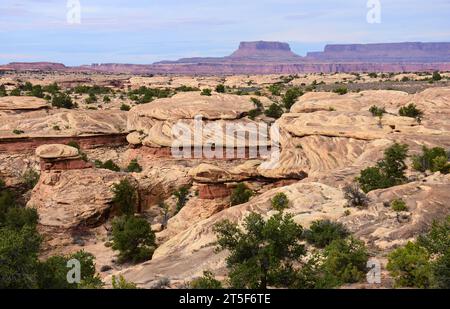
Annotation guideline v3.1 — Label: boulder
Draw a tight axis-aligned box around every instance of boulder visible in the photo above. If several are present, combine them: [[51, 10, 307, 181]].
[[35, 144, 79, 159]]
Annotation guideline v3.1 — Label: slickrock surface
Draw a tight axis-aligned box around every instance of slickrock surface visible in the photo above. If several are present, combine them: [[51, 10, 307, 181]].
[[35, 144, 79, 159], [0, 96, 50, 112], [27, 169, 137, 229]]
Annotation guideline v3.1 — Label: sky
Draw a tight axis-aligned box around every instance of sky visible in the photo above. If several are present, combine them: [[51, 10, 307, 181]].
[[1, 0, 450, 65]]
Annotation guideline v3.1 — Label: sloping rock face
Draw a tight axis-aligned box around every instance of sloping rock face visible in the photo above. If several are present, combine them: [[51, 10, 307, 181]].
[[35, 144, 79, 159], [27, 169, 136, 229], [0, 96, 50, 113], [0, 109, 127, 138]]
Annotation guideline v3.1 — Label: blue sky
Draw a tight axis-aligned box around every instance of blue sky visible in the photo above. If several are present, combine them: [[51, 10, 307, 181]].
[[1, 0, 449, 65]]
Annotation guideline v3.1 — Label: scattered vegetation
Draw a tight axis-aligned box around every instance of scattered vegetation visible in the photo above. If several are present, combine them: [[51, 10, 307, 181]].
[[264, 103, 284, 119], [282, 87, 303, 109], [200, 88, 212, 96], [357, 143, 409, 193], [120, 103, 131, 111], [333, 87, 348, 95], [303, 220, 350, 248], [96, 159, 121, 172], [111, 215, 156, 264], [271, 192, 289, 211], [189, 271, 223, 289], [399, 103, 424, 122], [126, 159, 143, 173], [112, 179, 138, 216], [343, 184, 370, 208], [230, 183, 253, 206], [214, 212, 305, 289], [173, 186, 190, 214], [0, 85, 7, 97], [52, 93, 76, 109], [412, 146, 450, 174], [387, 216, 450, 288], [215, 84, 226, 93], [369, 105, 386, 117], [12, 129, 25, 135], [21, 168, 39, 190], [111, 275, 138, 289], [391, 199, 408, 212]]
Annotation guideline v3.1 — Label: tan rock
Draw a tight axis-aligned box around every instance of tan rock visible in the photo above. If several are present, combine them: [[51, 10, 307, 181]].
[[0, 96, 50, 111], [35, 144, 79, 159]]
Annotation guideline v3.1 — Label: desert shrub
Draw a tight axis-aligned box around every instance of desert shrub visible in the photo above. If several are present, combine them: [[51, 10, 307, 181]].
[[120, 104, 131, 111], [320, 237, 369, 285], [369, 105, 386, 117], [248, 109, 262, 120], [126, 159, 142, 173], [37, 250, 103, 289], [0, 85, 7, 97], [368, 72, 378, 78], [230, 183, 253, 206], [399, 103, 424, 122], [103, 95, 111, 103], [111, 215, 156, 264], [333, 87, 348, 95], [268, 84, 282, 96], [173, 186, 189, 213], [391, 199, 408, 212], [12, 129, 24, 135], [387, 242, 432, 288], [43, 82, 59, 94], [412, 146, 449, 174], [357, 143, 409, 193], [0, 226, 42, 288], [271, 192, 289, 211], [52, 93, 76, 109], [175, 85, 199, 92], [30, 85, 44, 98], [85, 93, 97, 104], [250, 97, 263, 110], [432, 71, 442, 81], [200, 88, 212, 96], [214, 212, 305, 289], [264, 103, 283, 119], [21, 168, 39, 190], [303, 220, 350, 248], [215, 84, 226, 93], [343, 184, 369, 208], [111, 275, 138, 289], [99, 159, 120, 172], [283, 87, 303, 109], [112, 179, 138, 216], [190, 271, 223, 289], [401, 76, 410, 82], [10, 88, 21, 96]]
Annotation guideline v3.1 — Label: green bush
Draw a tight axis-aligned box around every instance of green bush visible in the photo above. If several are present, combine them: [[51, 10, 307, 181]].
[[111, 215, 156, 264], [432, 71, 442, 81], [387, 242, 432, 288], [126, 159, 142, 173], [343, 184, 369, 208], [21, 168, 39, 190], [52, 93, 76, 109], [99, 159, 120, 172], [357, 143, 409, 193], [174, 186, 189, 213], [10, 88, 21, 96], [175, 85, 199, 92], [120, 104, 131, 111], [333, 87, 348, 95], [391, 199, 408, 212], [282, 87, 303, 109], [201, 88, 212, 96], [303, 220, 350, 248], [271, 192, 289, 211], [268, 84, 282, 96], [30, 85, 44, 98], [412, 146, 449, 174], [190, 271, 223, 289], [369, 105, 386, 117], [12, 129, 24, 135], [111, 275, 137, 289], [230, 183, 253, 206], [399, 103, 424, 122], [0, 85, 7, 97], [215, 84, 226, 93], [321, 237, 369, 285], [214, 212, 305, 289], [264, 103, 283, 119], [112, 179, 138, 216]]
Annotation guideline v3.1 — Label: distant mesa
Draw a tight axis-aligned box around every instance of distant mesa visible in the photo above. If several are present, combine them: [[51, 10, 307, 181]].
[[1, 41, 450, 74]]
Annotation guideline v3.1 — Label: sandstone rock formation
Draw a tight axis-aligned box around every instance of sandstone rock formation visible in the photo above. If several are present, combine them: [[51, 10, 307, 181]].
[[0, 96, 50, 113], [27, 169, 136, 229], [35, 144, 79, 159]]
